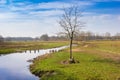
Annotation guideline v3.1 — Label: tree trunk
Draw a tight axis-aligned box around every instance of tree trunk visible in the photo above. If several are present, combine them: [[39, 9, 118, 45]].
[[70, 36, 73, 59], [69, 35, 75, 63]]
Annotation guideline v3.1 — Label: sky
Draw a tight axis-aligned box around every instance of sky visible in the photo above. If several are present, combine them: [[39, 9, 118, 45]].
[[0, 0, 120, 37]]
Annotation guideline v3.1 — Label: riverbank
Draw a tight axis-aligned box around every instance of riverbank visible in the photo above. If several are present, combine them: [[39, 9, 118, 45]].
[[0, 41, 69, 54], [30, 41, 120, 80]]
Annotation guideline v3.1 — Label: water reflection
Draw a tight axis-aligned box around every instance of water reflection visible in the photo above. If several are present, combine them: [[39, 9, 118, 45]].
[[0, 46, 69, 80]]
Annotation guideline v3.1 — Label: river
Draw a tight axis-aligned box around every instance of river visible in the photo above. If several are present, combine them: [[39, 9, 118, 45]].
[[0, 46, 68, 80]]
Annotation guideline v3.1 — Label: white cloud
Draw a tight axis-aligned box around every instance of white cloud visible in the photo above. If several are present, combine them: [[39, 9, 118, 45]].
[[118, 16, 120, 20], [29, 10, 63, 17], [0, 12, 18, 19], [36, 1, 93, 9], [0, 0, 6, 4], [82, 14, 120, 35], [0, 1, 119, 37], [38, 2, 70, 9], [8, 1, 93, 12], [0, 1, 94, 20], [0, 13, 59, 37]]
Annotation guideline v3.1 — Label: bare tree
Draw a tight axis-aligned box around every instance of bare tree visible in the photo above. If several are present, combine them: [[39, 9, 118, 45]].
[[59, 5, 84, 63]]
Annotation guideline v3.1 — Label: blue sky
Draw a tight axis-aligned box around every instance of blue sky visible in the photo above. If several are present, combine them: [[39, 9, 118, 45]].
[[0, 0, 120, 37]]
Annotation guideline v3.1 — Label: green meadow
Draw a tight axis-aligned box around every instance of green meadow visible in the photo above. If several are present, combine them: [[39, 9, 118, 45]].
[[30, 41, 120, 80]]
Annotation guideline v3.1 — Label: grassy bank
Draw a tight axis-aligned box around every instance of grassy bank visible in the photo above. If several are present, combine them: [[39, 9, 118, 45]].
[[30, 41, 120, 80], [0, 41, 69, 54]]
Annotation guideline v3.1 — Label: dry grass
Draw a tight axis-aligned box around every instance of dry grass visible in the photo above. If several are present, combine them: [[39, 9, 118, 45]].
[[77, 40, 120, 63]]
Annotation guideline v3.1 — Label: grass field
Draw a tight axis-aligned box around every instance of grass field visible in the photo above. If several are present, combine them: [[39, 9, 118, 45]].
[[0, 41, 69, 54], [30, 40, 120, 80]]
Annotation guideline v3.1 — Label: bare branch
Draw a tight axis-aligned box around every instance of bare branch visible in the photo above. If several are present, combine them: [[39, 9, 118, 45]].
[[58, 5, 85, 60]]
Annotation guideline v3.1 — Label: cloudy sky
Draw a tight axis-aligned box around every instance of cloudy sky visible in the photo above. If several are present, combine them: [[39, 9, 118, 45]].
[[0, 0, 120, 37]]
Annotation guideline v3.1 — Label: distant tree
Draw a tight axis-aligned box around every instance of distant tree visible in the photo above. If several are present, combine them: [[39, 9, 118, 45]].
[[85, 31, 91, 41], [35, 37, 40, 41], [59, 5, 84, 63], [40, 34, 49, 41], [114, 33, 120, 40], [95, 33, 102, 40], [78, 31, 85, 41], [104, 32, 111, 40], [0, 35, 4, 43]]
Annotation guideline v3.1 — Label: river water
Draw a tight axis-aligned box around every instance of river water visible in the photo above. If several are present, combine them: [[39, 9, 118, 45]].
[[0, 46, 68, 80]]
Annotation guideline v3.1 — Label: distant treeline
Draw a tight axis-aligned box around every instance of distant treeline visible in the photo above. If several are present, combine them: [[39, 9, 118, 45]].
[[0, 31, 120, 42], [0, 36, 34, 42], [74, 31, 120, 41], [0, 35, 67, 42], [5, 37, 34, 41], [38, 32, 120, 41]]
